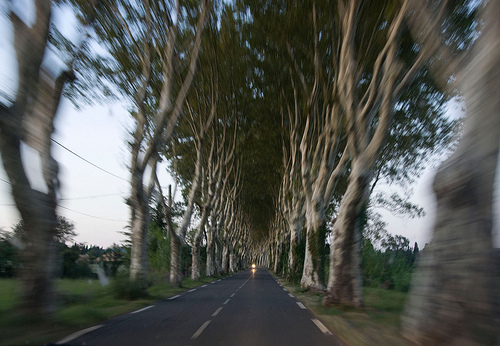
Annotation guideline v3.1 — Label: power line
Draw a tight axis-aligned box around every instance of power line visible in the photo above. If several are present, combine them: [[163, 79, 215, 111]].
[[51, 139, 128, 182], [0, 178, 11, 185], [60, 192, 124, 201], [59, 205, 126, 222]]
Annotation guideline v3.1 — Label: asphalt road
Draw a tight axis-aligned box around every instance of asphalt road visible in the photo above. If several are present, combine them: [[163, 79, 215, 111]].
[[56, 269, 344, 345]]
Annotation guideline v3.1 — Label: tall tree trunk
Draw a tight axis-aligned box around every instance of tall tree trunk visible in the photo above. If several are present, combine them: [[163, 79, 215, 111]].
[[129, 197, 150, 283], [0, 0, 76, 316], [301, 202, 327, 290], [401, 2, 500, 343], [324, 159, 369, 307], [221, 243, 229, 275], [288, 210, 302, 277], [229, 245, 237, 273], [169, 231, 182, 286], [206, 227, 215, 277], [215, 232, 223, 275], [191, 231, 202, 281]]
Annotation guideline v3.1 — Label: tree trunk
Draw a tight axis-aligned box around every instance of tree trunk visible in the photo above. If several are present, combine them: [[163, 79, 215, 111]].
[[300, 203, 327, 290], [191, 231, 202, 281], [221, 243, 229, 275], [324, 159, 369, 307], [129, 199, 149, 284], [401, 2, 500, 343], [215, 233, 223, 275], [288, 211, 302, 277], [206, 229, 215, 277], [229, 245, 237, 273], [169, 231, 182, 286]]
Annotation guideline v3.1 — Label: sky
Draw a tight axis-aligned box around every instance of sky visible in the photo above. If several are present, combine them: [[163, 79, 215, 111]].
[[0, 1, 499, 249]]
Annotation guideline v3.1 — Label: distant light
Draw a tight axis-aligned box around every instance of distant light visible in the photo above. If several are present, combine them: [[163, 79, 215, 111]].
[[252, 264, 256, 269]]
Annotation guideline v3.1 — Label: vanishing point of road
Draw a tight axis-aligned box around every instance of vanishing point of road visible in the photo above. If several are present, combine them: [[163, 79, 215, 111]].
[[56, 268, 344, 345]]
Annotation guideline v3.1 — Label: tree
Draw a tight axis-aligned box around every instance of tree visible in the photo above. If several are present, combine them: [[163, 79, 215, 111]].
[[0, 0, 75, 316], [12, 216, 76, 245], [66, 0, 210, 284], [401, 1, 500, 343]]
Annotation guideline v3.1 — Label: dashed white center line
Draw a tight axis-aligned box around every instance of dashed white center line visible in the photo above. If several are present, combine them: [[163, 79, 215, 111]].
[[288, 293, 294, 298], [191, 320, 211, 340], [188, 289, 197, 293], [312, 319, 333, 335], [168, 295, 181, 300], [223, 299, 230, 305], [130, 306, 154, 314], [212, 307, 223, 316], [230, 293, 235, 297], [296, 302, 307, 309], [202, 285, 207, 288]]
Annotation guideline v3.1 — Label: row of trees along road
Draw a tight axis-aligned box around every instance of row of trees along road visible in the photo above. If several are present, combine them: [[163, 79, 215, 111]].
[[0, 0, 498, 343]]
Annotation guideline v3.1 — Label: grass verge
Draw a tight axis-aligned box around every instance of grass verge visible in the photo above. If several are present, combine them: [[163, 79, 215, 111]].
[[0, 275, 224, 346], [275, 276, 410, 345]]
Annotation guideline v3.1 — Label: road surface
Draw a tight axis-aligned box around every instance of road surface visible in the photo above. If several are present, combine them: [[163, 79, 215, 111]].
[[56, 268, 343, 345]]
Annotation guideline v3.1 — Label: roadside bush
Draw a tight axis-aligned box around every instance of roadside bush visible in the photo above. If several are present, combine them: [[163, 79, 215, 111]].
[[112, 274, 148, 300]]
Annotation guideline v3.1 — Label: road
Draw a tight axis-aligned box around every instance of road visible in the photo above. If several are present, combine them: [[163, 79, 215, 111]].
[[56, 269, 344, 345]]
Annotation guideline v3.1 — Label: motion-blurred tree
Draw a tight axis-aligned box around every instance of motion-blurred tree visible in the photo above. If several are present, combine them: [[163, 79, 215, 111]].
[[0, 0, 75, 316]]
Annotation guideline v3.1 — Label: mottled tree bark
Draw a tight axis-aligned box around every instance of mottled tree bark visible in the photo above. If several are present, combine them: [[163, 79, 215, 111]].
[[401, 1, 500, 344], [0, 1, 73, 316]]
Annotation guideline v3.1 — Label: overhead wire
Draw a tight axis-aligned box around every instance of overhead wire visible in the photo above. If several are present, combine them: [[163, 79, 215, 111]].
[[51, 138, 128, 182]]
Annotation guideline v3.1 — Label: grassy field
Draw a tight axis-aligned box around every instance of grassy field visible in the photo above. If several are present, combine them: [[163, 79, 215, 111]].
[[275, 276, 411, 345], [0, 276, 221, 346]]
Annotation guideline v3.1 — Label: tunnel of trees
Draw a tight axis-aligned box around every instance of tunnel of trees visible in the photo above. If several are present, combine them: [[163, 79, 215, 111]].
[[0, 0, 498, 343]]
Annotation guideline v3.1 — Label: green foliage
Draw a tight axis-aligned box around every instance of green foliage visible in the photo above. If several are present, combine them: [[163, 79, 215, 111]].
[[0, 231, 18, 278], [306, 222, 328, 285], [288, 238, 306, 283], [361, 237, 418, 292], [112, 272, 147, 300], [148, 203, 170, 273]]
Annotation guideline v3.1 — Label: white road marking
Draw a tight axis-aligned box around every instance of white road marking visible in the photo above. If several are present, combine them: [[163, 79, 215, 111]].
[[188, 289, 197, 293], [283, 288, 287, 291], [312, 319, 333, 335], [168, 295, 181, 300], [230, 293, 235, 297], [191, 320, 211, 340], [56, 325, 104, 344], [202, 285, 207, 288], [288, 293, 294, 298], [296, 302, 307, 309], [223, 299, 230, 305], [212, 307, 223, 316], [130, 306, 154, 314]]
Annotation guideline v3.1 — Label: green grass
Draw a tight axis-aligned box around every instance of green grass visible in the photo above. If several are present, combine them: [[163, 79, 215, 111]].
[[0, 275, 223, 346], [275, 276, 411, 345]]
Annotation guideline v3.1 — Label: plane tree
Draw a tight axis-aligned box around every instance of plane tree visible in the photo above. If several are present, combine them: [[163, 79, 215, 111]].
[[64, 0, 210, 284]]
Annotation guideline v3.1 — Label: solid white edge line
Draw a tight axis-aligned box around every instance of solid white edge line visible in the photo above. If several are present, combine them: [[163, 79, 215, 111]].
[[168, 295, 181, 300], [130, 305, 154, 314], [191, 320, 211, 340], [56, 325, 104, 344], [296, 302, 307, 309], [223, 299, 230, 305], [188, 289, 197, 293], [212, 307, 223, 316], [312, 319, 333, 335], [202, 285, 207, 288]]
